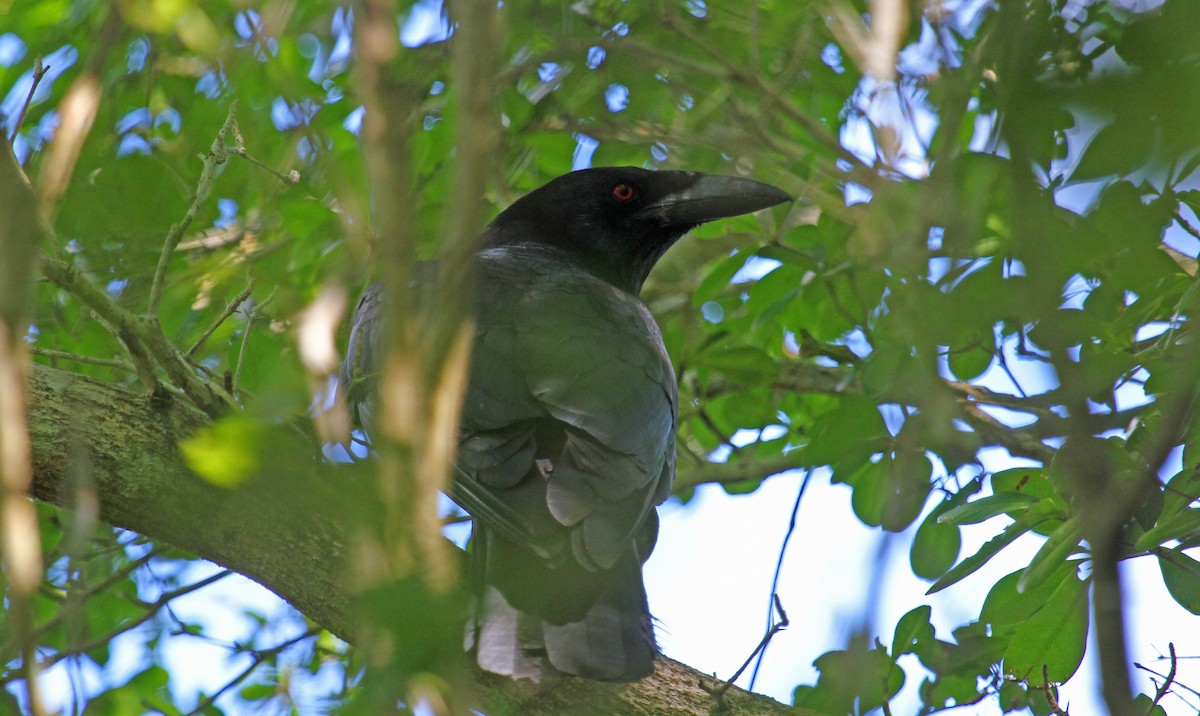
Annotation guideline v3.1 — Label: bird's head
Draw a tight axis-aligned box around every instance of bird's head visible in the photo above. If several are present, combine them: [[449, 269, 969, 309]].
[[485, 167, 792, 294]]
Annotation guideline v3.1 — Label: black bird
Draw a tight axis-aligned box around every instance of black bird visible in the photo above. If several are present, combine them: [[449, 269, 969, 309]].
[[342, 166, 790, 682]]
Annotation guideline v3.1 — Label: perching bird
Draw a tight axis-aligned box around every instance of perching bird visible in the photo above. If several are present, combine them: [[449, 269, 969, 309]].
[[342, 166, 790, 682]]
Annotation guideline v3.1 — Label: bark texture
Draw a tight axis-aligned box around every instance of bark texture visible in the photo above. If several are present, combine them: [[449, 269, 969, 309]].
[[26, 363, 798, 715]]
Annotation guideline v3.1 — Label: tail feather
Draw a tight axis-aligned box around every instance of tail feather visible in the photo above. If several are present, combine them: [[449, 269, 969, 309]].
[[467, 526, 657, 682], [540, 592, 656, 681], [469, 586, 550, 681]]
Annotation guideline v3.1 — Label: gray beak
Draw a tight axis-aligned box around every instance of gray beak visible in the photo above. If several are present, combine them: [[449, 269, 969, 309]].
[[635, 172, 792, 226]]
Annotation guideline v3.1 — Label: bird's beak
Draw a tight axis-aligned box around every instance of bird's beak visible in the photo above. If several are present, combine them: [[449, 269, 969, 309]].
[[635, 172, 792, 226]]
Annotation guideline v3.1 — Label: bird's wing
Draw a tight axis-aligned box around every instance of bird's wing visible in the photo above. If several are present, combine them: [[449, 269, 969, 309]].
[[458, 246, 677, 571]]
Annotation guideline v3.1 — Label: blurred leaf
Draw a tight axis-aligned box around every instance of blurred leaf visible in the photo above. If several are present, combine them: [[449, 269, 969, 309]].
[[940, 493, 1041, 526], [794, 643, 904, 713], [83, 665, 176, 716], [992, 467, 1059, 503], [239, 682, 277, 701], [845, 458, 888, 527], [1159, 465, 1200, 523], [946, 346, 993, 381], [180, 415, 266, 487], [1133, 693, 1169, 716], [882, 451, 933, 532], [1069, 118, 1156, 184], [807, 395, 888, 472], [693, 251, 751, 305], [911, 502, 963, 580], [692, 345, 778, 385]]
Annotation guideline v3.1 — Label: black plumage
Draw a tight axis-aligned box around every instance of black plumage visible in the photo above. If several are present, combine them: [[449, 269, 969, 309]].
[[342, 166, 790, 682]]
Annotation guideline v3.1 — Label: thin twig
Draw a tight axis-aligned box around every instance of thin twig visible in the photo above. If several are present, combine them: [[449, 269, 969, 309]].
[[1, 569, 232, 685], [183, 627, 321, 716], [1136, 642, 1179, 712], [147, 102, 240, 316], [27, 547, 163, 646], [185, 277, 255, 358], [233, 149, 301, 186], [749, 471, 811, 690], [41, 257, 236, 415], [9, 55, 47, 143], [700, 594, 789, 706], [232, 286, 277, 394], [29, 346, 133, 372], [1040, 665, 1070, 716], [1174, 211, 1200, 243], [696, 405, 739, 453]]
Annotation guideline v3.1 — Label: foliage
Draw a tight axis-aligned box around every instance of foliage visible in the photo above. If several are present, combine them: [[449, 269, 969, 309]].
[[3, 0, 1200, 713]]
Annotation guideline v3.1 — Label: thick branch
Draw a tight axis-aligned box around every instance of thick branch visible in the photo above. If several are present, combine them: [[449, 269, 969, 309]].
[[26, 363, 795, 715], [674, 455, 805, 493], [27, 363, 353, 635]]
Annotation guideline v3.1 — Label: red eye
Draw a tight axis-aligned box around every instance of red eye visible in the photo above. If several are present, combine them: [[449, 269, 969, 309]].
[[612, 183, 636, 202]]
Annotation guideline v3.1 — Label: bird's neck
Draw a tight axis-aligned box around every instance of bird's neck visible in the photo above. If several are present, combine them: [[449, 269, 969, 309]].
[[482, 229, 669, 297]]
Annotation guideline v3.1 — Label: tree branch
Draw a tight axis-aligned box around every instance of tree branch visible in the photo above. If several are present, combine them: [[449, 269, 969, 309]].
[[25, 363, 797, 715]]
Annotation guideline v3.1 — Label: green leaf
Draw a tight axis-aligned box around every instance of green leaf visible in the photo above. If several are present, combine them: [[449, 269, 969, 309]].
[[1133, 693, 1169, 716], [693, 345, 778, 385], [239, 682, 277, 701], [846, 458, 888, 527], [1028, 684, 1062, 716], [981, 562, 1076, 627], [991, 467, 1060, 503], [1158, 546, 1200, 615], [1069, 117, 1156, 183], [882, 451, 934, 532], [911, 482, 979, 579], [180, 415, 266, 488], [1017, 517, 1084, 593], [891, 605, 934, 658], [911, 503, 962, 579], [1161, 466, 1200, 523], [693, 251, 751, 305], [794, 644, 904, 713], [806, 396, 888, 472], [1002, 573, 1089, 683], [83, 666, 176, 716], [946, 346, 993, 381], [939, 492, 1040, 526], [927, 503, 1059, 594], [1135, 508, 1200, 552]]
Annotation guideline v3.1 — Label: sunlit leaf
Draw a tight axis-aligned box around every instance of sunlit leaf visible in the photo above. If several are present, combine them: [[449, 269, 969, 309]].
[[180, 415, 266, 487], [1002, 574, 1089, 683], [927, 503, 1060, 594], [1159, 546, 1200, 615]]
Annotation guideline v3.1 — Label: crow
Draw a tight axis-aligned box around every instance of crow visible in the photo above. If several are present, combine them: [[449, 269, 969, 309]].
[[341, 166, 790, 682]]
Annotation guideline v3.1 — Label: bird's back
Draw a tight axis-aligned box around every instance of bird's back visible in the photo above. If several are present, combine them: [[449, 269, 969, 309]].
[[460, 244, 675, 681]]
